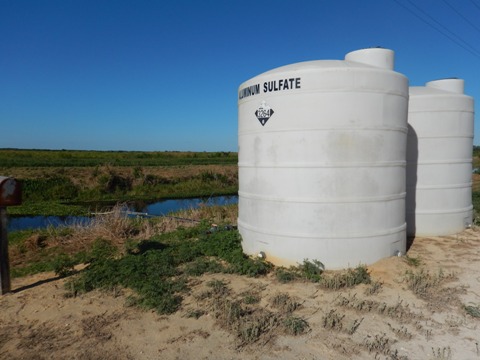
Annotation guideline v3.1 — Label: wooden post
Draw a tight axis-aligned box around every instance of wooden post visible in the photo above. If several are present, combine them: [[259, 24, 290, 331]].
[[0, 207, 11, 294]]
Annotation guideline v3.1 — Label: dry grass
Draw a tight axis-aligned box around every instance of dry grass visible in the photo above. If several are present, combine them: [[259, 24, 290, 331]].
[[173, 203, 238, 226], [60, 203, 236, 248], [404, 268, 462, 310], [54, 206, 145, 246]]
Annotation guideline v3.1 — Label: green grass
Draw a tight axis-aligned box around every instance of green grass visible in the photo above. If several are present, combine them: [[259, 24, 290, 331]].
[[0, 149, 237, 167], [65, 226, 271, 314]]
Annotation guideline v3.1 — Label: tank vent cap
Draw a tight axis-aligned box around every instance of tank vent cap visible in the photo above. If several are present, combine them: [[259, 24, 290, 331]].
[[345, 48, 394, 70], [426, 78, 464, 94]]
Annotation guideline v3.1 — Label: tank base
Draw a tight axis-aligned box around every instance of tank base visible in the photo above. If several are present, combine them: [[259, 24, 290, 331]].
[[239, 222, 406, 270], [406, 207, 473, 237]]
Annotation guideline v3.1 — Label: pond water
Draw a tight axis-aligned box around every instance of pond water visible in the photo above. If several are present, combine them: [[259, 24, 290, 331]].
[[7, 195, 238, 232]]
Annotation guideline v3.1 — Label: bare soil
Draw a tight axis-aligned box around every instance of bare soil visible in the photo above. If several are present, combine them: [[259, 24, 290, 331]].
[[2, 228, 480, 360]]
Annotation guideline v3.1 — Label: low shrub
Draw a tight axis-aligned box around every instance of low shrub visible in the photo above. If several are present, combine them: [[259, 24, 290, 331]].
[[298, 259, 324, 282], [283, 316, 309, 335], [52, 253, 76, 277], [320, 265, 371, 290], [270, 293, 300, 313], [275, 267, 297, 283], [464, 304, 480, 318], [404, 268, 445, 298]]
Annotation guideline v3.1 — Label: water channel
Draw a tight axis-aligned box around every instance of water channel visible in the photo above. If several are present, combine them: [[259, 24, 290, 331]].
[[7, 195, 238, 232]]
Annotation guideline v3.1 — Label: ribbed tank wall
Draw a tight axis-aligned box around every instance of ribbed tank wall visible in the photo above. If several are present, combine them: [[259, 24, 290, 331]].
[[238, 48, 408, 269], [406, 79, 474, 236]]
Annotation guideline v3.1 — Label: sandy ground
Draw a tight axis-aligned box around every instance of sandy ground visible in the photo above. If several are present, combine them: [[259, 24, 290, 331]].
[[1, 229, 480, 360]]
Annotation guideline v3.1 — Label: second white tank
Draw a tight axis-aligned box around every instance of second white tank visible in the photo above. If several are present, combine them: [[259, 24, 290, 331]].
[[406, 79, 474, 237]]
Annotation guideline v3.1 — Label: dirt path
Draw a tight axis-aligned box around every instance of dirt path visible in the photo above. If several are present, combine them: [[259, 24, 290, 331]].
[[1, 229, 480, 359]]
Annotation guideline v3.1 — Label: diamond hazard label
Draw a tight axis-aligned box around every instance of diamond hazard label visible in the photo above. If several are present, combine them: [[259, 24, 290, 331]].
[[255, 101, 274, 126]]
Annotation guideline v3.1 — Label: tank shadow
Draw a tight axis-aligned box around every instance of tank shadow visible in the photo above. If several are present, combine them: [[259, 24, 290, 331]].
[[406, 123, 418, 252]]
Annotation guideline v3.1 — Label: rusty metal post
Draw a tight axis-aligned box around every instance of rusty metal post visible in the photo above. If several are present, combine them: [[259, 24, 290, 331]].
[[0, 206, 10, 294], [0, 177, 22, 295]]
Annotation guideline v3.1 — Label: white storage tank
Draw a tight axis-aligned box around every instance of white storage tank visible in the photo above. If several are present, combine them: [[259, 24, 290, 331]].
[[238, 48, 408, 269], [406, 79, 474, 237]]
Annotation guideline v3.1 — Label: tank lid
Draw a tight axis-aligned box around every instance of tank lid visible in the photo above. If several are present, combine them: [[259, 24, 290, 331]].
[[426, 78, 464, 94], [345, 48, 394, 70]]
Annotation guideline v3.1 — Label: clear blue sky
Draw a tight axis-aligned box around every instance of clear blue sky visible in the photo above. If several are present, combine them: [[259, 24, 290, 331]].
[[1, 0, 479, 151]]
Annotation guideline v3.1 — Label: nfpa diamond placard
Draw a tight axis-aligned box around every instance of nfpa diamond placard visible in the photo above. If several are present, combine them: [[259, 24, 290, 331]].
[[255, 101, 274, 126]]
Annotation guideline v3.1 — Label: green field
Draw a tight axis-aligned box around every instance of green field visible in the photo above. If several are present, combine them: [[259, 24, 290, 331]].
[[0, 149, 239, 216], [0, 148, 237, 167]]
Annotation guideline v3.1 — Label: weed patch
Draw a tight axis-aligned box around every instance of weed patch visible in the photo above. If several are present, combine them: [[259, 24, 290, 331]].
[[283, 316, 309, 335], [464, 304, 480, 318], [184, 309, 205, 319], [206, 279, 230, 297], [207, 295, 307, 347], [364, 280, 383, 296], [298, 259, 324, 282], [237, 310, 279, 346], [362, 333, 395, 357], [431, 346, 452, 360], [274, 267, 298, 283], [320, 265, 370, 290], [270, 293, 300, 313], [322, 310, 364, 335], [242, 292, 261, 305], [191, 277, 308, 347], [404, 268, 459, 308], [336, 294, 421, 324], [404, 255, 421, 267], [322, 309, 345, 331], [274, 263, 370, 289], [387, 323, 413, 340]]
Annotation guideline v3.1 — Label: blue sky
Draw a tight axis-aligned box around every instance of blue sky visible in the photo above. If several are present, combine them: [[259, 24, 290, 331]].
[[1, 0, 479, 151]]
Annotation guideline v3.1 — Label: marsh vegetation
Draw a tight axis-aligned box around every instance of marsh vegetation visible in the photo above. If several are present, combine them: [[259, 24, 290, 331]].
[[0, 149, 238, 216]]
